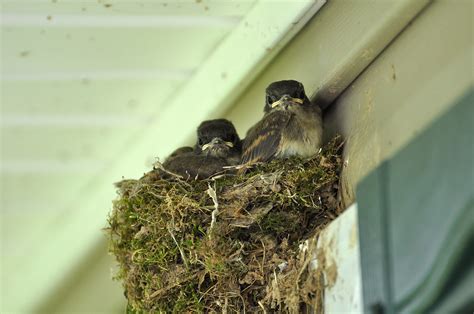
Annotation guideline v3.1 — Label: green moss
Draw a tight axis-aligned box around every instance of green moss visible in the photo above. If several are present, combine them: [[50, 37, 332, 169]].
[[107, 136, 344, 313]]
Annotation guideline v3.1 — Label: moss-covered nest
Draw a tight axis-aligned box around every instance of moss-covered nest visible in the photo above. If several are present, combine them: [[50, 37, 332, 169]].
[[107, 136, 345, 313]]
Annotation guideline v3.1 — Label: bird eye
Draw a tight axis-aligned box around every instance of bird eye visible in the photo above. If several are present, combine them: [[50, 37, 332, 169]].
[[266, 95, 273, 105]]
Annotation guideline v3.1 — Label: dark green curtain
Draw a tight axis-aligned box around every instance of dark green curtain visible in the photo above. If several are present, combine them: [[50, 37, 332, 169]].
[[357, 89, 474, 313]]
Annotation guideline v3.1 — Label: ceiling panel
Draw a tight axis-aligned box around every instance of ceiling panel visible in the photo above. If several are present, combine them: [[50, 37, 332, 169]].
[[1, 126, 155, 167], [1, 172, 107, 209], [2, 212, 59, 262], [1, 79, 181, 115], [1, 26, 231, 74], [1, 0, 255, 17]]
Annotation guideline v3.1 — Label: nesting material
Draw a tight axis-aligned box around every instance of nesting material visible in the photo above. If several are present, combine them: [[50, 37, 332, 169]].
[[107, 136, 344, 313]]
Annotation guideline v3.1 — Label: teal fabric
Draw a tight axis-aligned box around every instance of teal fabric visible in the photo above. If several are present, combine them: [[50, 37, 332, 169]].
[[357, 89, 474, 313]]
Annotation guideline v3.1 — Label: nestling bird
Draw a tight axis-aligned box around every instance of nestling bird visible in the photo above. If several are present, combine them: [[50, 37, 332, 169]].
[[241, 80, 322, 164], [165, 146, 194, 161], [162, 119, 242, 179], [138, 146, 194, 183]]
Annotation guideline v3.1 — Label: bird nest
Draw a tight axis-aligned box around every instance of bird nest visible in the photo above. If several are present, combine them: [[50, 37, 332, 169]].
[[106, 136, 345, 313]]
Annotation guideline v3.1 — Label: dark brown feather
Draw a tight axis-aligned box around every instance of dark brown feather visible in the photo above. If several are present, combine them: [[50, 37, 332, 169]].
[[163, 153, 229, 179], [241, 110, 292, 163], [166, 146, 193, 161]]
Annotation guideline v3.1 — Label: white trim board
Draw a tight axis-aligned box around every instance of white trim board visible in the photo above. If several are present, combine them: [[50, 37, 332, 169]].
[[312, 203, 363, 313]]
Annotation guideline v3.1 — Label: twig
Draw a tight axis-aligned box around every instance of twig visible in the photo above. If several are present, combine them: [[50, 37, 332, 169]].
[[223, 297, 228, 314], [273, 269, 281, 307], [239, 293, 247, 314], [149, 271, 200, 299], [198, 282, 218, 302], [207, 182, 219, 239], [296, 237, 318, 289], [153, 160, 185, 180], [167, 224, 189, 269]]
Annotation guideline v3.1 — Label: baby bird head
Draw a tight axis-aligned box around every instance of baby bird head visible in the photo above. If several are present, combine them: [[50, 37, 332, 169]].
[[264, 80, 310, 113], [196, 119, 241, 158]]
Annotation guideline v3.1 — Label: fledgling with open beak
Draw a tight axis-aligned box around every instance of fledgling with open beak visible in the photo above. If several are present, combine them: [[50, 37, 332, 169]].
[[163, 119, 242, 179], [241, 80, 322, 164]]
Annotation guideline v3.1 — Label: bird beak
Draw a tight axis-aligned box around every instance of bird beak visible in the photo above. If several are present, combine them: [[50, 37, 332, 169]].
[[202, 137, 234, 151], [270, 95, 303, 109], [201, 143, 211, 151]]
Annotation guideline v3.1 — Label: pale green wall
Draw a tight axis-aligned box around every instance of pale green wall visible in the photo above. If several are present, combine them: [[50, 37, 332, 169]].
[[36, 239, 126, 313], [324, 0, 473, 206], [225, 0, 431, 136]]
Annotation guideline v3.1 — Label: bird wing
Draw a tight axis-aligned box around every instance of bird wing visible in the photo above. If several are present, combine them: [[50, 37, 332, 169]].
[[241, 111, 291, 164], [163, 154, 228, 179]]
